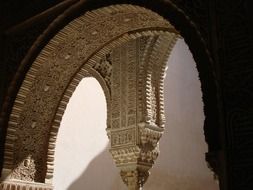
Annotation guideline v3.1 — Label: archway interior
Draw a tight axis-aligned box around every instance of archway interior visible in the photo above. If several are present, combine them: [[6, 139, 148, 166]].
[[53, 39, 219, 190]]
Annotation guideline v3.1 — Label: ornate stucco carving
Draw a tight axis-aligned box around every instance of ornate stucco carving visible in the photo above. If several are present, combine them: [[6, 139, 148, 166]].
[[106, 33, 177, 189], [1, 4, 178, 189]]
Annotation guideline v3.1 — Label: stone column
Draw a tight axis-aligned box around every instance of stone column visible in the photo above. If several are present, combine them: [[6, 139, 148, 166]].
[[107, 33, 177, 189]]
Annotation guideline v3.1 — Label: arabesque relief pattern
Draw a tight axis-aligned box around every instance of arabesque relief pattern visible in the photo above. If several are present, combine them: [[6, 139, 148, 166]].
[[1, 4, 178, 190]]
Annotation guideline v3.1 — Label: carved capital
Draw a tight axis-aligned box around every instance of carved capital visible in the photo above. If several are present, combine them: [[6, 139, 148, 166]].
[[139, 122, 163, 148]]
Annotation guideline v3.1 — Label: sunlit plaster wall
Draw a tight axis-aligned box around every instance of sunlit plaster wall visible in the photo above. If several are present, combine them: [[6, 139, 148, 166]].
[[53, 39, 219, 190]]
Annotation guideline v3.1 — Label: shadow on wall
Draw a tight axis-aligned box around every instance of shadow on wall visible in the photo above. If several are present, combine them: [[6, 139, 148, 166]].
[[67, 131, 218, 190], [60, 39, 219, 190]]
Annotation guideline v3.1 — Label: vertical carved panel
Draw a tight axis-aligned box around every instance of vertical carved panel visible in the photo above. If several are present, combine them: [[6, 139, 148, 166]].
[[111, 48, 121, 129], [137, 36, 156, 124], [127, 40, 137, 128], [121, 43, 127, 129], [110, 39, 139, 147], [108, 33, 178, 189], [137, 37, 150, 124]]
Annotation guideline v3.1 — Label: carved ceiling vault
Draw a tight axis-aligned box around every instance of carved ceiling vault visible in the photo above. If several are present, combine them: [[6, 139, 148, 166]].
[[1, 4, 179, 190]]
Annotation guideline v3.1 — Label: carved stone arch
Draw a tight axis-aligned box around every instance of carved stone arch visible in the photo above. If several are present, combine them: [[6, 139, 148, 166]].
[[0, 0, 223, 176], [0, 4, 181, 189], [0, 1, 224, 190], [45, 32, 178, 185]]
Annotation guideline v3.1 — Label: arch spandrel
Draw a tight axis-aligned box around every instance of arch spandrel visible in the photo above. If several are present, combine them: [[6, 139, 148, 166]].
[[1, 4, 181, 190]]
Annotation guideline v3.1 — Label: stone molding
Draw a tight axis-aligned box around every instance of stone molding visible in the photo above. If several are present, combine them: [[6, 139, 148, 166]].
[[0, 180, 52, 190]]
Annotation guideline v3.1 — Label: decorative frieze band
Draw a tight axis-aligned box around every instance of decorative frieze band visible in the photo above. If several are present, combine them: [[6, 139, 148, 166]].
[[0, 180, 52, 190]]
